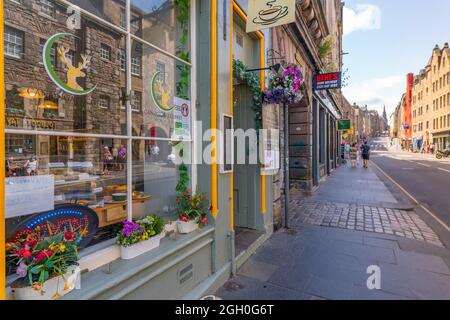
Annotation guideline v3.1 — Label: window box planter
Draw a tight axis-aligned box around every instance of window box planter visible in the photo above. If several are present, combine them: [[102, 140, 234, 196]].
[[160, 222, 177, 239], [120, 234, 161, 260], [12, 266, 80, 300], [177, 220, 199, 234]]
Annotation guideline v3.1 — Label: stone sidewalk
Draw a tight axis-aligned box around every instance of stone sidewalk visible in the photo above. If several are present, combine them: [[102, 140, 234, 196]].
[[215, 164, 450, 300]]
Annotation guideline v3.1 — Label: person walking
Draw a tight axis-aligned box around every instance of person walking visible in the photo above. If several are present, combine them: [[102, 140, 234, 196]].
[[118, 145, 127, 171], [361, 140, 371, 169], [102, 146, 114, 174], [349, 143, 358, 168]]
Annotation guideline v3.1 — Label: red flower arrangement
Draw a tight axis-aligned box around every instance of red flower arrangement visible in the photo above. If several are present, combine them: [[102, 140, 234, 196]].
[[6, 228, 81, 292], [176, 164, 211, 227]]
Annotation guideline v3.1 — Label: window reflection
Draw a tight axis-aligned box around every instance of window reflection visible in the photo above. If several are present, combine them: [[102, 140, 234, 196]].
[[132, 140, 190, 222]]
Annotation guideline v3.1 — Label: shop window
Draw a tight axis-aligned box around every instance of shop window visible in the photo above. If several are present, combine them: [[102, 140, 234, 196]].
[[4, 0, 194, 276], [100, 44, 112, 61], [40, 0, 56, 18], [4, 26, 24, 59], [131, 141, 191, 222], [5, 133, 129, 275], [130, 0, 190, 60]]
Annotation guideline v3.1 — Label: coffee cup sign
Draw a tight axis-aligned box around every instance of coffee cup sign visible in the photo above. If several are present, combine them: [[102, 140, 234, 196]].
[[247, 0, 296, 33]]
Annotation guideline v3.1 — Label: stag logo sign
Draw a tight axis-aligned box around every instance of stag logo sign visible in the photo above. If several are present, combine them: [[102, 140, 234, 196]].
[[43, 33, 96, 95], [151, 71, 174, 112], [247, 0, 296, 33]]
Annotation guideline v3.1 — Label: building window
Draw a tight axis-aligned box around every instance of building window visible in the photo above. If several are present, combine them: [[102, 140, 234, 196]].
[[39, 38, 58, 67], [100, 44, 111, 61], [5, 26, 24, 59], [131, 44, 141, 76], [131, 16, 141, 34], [98, 95, 110, 109], [118, 48, 126, 71], [40, 0, 56, 18], [131, 91, 142, 112], [120, 8, 126, 29]]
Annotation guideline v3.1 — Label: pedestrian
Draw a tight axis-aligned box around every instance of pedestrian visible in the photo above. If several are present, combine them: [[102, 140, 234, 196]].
[[430, 143, 435, 154], [118, 145, 127, 171], [349, 143, 358, 168], [345, 143, 350, 160], [24, 156, 38, 176], [361, 140, 371, 169], [102, 146, 113, 174]]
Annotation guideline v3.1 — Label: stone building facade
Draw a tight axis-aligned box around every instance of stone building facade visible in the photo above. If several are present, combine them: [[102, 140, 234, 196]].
[[411, 43, 450, 152]]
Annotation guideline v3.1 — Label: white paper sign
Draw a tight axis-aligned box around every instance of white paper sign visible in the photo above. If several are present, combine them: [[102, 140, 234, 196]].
[[173, 97, 191, 140], [6, 175, 55, 218], [247, 0, 296, 33]]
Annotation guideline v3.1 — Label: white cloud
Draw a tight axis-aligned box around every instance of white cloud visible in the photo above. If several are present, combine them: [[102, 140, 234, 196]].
[[343, 4, 381, 36], [342, 75, 405, 115]]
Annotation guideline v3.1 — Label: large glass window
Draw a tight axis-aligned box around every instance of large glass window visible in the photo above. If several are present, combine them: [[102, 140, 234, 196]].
[[4, 0, 194, 267]]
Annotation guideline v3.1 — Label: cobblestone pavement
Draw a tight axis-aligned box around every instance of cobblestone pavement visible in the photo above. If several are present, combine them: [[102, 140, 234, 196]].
[[290, 200, 443, 247]]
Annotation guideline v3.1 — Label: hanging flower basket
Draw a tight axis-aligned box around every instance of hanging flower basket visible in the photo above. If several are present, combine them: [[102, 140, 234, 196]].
[[263, 65, 304, 105]]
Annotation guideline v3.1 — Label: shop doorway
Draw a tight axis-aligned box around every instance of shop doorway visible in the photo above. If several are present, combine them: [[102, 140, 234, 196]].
[[233, 84, 263, 256], [233, 84, 259, 230]]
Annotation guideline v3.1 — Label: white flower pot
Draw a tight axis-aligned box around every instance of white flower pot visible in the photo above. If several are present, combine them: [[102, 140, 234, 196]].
[[177, 220, 199, 234], [12, 266, 80, 300], [165, 223, 177, 234], [120, 234, 161, 260]]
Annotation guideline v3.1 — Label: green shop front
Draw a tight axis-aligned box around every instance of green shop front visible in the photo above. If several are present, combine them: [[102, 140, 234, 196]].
[[2, 0, 275, 300]]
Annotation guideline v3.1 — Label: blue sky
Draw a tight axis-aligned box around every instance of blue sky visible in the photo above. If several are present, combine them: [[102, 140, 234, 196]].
[[342, 0, 450, 116]]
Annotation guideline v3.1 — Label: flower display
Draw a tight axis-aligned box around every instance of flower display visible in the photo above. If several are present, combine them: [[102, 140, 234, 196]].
[[6, 229, 81, 292], [263, 65, 304, 105], [176, 163, 211, 227], [116, 215, 164, 248]]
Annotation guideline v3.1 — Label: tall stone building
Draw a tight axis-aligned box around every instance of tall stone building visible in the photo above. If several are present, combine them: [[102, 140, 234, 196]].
[[411, 43, 450, 151]]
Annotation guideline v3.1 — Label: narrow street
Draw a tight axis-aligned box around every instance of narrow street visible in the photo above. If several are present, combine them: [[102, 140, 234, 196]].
[[215, 158, 450, 300]]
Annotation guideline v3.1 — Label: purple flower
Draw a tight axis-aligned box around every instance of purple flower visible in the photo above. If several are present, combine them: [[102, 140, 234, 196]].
[[16, 262, 27, 278], [122, 221, 139, 238]]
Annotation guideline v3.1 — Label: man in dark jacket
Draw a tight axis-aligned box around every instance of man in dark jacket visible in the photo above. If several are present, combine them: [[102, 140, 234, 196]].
[[361, 141, 371, 169]]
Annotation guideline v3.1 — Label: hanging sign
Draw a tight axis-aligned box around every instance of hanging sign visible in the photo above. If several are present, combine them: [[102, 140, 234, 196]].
[[313, 72, 342, 91], [338, 119, 351, 131], [246, 0, 296, 33], [173, 97, 191, 140]]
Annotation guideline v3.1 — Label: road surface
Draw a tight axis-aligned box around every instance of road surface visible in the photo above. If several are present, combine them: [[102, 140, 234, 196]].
[[369, 137, 450, 227]]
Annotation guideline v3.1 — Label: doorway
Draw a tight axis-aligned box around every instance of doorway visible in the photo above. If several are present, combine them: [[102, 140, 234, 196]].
[[233, 84, 258, 230], [233, 84, 263, 255]]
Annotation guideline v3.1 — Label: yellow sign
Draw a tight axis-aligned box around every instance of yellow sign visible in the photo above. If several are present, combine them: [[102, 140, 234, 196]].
[[348, 127, 354, 135], [246, 0, 296, 33]]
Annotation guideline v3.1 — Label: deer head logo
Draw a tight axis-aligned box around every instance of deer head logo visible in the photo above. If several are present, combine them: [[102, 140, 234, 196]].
[[57, 46, 91, 91], [43, 33, 96, 95], [151, 71, 174, 112]]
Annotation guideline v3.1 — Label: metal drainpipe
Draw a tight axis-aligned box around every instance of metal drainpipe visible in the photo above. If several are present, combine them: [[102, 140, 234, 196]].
[[229, 230, 237, 276]]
